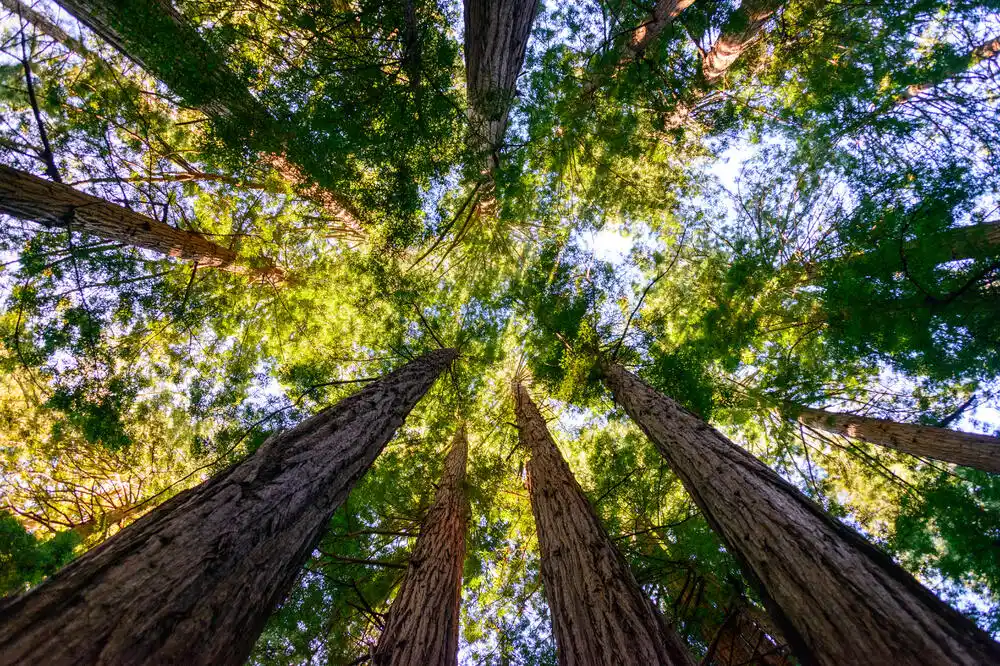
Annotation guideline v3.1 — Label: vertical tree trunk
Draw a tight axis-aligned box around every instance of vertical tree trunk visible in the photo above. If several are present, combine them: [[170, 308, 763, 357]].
[[515, 383, 694, 666], [0, 349, 456, 666], [373, 425, 469, 666], [797, 405, 1000, 474], [50, 0, 364, 235], [700, 0, 784, 83], [601, 362, 1000, 666], [0, 164, 284, 280], [463, 0, 539, 172]]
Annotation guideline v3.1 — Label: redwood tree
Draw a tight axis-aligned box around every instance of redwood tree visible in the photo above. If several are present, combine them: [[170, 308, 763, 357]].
[[0, 164, 284, 280], [796, 405, 1000, 474], [373, 425, 470, 666], [0, 349, 456, 666], [515, 382, 694, 666], [601, 362, 1000, 665]]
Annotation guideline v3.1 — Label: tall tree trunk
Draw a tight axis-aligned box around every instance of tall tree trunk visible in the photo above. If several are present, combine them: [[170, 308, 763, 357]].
[[515, 383, 694, 666], [899, 34, 1000, 102], [0, 164, 284, 280], [463, 0, 539, 173], [373, 425, 469, 666], [797, 405, 1000, 474], [50, 0, 364, 235], [70, 502, 146, 542], [701, 0, 784, 83], [601, 362, 1000, 666], [1, 0, 89, 54], [624, 0, 695, 58], [0, 348, 456, 666]]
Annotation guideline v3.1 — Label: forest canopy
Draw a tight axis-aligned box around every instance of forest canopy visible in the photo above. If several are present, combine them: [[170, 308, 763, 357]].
[[1, 0, 999, 664]]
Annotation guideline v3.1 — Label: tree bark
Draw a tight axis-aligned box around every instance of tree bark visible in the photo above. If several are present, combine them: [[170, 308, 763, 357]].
[[515, 383, 694, 666], [899, 34, 1000, 102], [373, 425, 469, 666], [701, 0, 785, 83], [49, 0, 364, 235], [601, 362, 1000, 666], [0, 348, 457, 666], [797, 405, 1000, 474], [624, 0, 695, 58], [463, 0, 540, 172], [0, 164, 284, 280]]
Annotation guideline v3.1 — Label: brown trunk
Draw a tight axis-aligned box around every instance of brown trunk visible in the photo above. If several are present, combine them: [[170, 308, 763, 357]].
[[601, 362, 1000, 666], [625, 0, 695, 57], [0, 164, 284, 280], [1, 0, 88, 54], [797, 405, 1000, 474], [51, 0, 363, 235], [0, 349, 456, 666], [463, 0, 540, 172], [373, 426, 469, 666], [701, 0, 784, 83], [515, 383, 694, 666], [900, 34, 1000, 102], [705, 600, 790, 666]]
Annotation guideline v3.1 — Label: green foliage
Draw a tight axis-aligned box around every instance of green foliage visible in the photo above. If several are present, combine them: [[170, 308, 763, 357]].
[[0, 513, 79, 596]]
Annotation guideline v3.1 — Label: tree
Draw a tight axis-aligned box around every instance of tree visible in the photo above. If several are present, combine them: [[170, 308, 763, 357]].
[[0, 164, 284, 280], [463, 0, 539, 173], [373, 424, 469, 666], [796, 405, 1000, 474], [0, 349, 456, 666], [601, 361, 1000, 665], [515, 382, 694, 665]]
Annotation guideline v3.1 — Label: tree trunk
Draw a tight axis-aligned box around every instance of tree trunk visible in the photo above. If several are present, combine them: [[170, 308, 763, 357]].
[[463, 0, 540, 172], [797, 405, 1000, 474], [0, 348, 456, 666], [0, 164, 284, 280], [515, 383, 694, 666], [50, 0, 364, 235], [1, 0, 89, 54], [624, 0, 695, 58], [701, 0, 784, 83], [601, 362, 1000, 666], [70, 502, 146, 542], [373, 425, 469, 666], [899, 34, 1000, 102]]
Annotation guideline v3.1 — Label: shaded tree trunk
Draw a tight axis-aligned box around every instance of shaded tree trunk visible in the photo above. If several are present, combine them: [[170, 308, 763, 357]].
[[515, 383, 694, 666], [1, 0, 89, 54], [0, 349, 456, 666], [50, 0, 363, 235], [797, 405, 1000, 474], [701, 0, 785, 83], [601, 362, 1000, 666], [373, 425, 469, 666], [0, 164, 284, 280], [463, 0, 539, 173], [899, 34, 1000, 102]]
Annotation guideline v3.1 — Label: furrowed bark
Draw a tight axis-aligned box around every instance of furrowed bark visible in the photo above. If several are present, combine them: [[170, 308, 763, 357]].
[[0, 164, 284, 280], [601, 362, 1000, 666], [0, 348, 457, 666], [797, 405, 1000, 474], [515, 383, 694, 666], [463, 0, 540, 172], [701, 0, 784, 83], [373, 426, 469, 666], [50, 0, 364, 236]]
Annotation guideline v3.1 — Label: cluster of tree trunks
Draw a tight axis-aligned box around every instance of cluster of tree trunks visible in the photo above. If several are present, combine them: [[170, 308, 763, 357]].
[[0, 164, 284, 281], [601, 361, 1000, 665], [0, 349, 456, 666], [796, 405, 1000, 474], [515, 383, 694, 665], [373, 426, 469, 666]]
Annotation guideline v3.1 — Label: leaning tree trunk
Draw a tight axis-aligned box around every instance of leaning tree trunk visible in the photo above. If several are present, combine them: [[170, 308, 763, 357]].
[[373, 425, 469, 666], [0, 349, 456, 666], [50, 0, 364, 235], [797, 405, 1000, 474], [0, 164, 283, 280], [601, 362, 1000, 666], [463, 0, 539, 173], [700, 0, 784, 83], [515, 383, 694, 666]]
